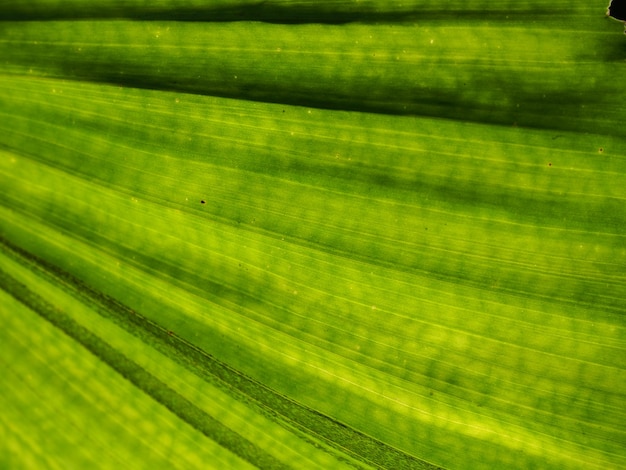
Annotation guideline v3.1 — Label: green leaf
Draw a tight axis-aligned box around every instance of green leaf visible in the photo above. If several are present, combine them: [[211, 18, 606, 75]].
[[1, 2, 625, 469], [1, 17, 624, 132]]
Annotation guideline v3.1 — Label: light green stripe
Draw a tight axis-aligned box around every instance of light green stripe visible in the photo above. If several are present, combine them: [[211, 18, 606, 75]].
[[0, 290, 258, 470], [0, 221, 432, 470], [0, 266, 292, 469], [0, 246, 364, 469]]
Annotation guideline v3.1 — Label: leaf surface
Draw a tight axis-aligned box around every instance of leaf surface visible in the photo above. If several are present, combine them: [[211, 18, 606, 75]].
[[1, 2, 625, 469]]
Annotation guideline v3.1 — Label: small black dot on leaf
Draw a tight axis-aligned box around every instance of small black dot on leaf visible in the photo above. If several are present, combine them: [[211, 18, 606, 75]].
[[200, 200, 206, 204]]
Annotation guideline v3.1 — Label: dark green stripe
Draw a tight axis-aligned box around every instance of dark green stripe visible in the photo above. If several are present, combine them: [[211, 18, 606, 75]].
[[0, 0, 590, 22]]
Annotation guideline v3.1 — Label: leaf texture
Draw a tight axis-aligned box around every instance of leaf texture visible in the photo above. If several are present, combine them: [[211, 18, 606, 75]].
[[1, 2, 625, 469]]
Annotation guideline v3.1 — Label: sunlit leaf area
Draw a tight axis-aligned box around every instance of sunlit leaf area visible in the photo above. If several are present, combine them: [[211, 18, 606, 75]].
[[1, 1, 625, 469]]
